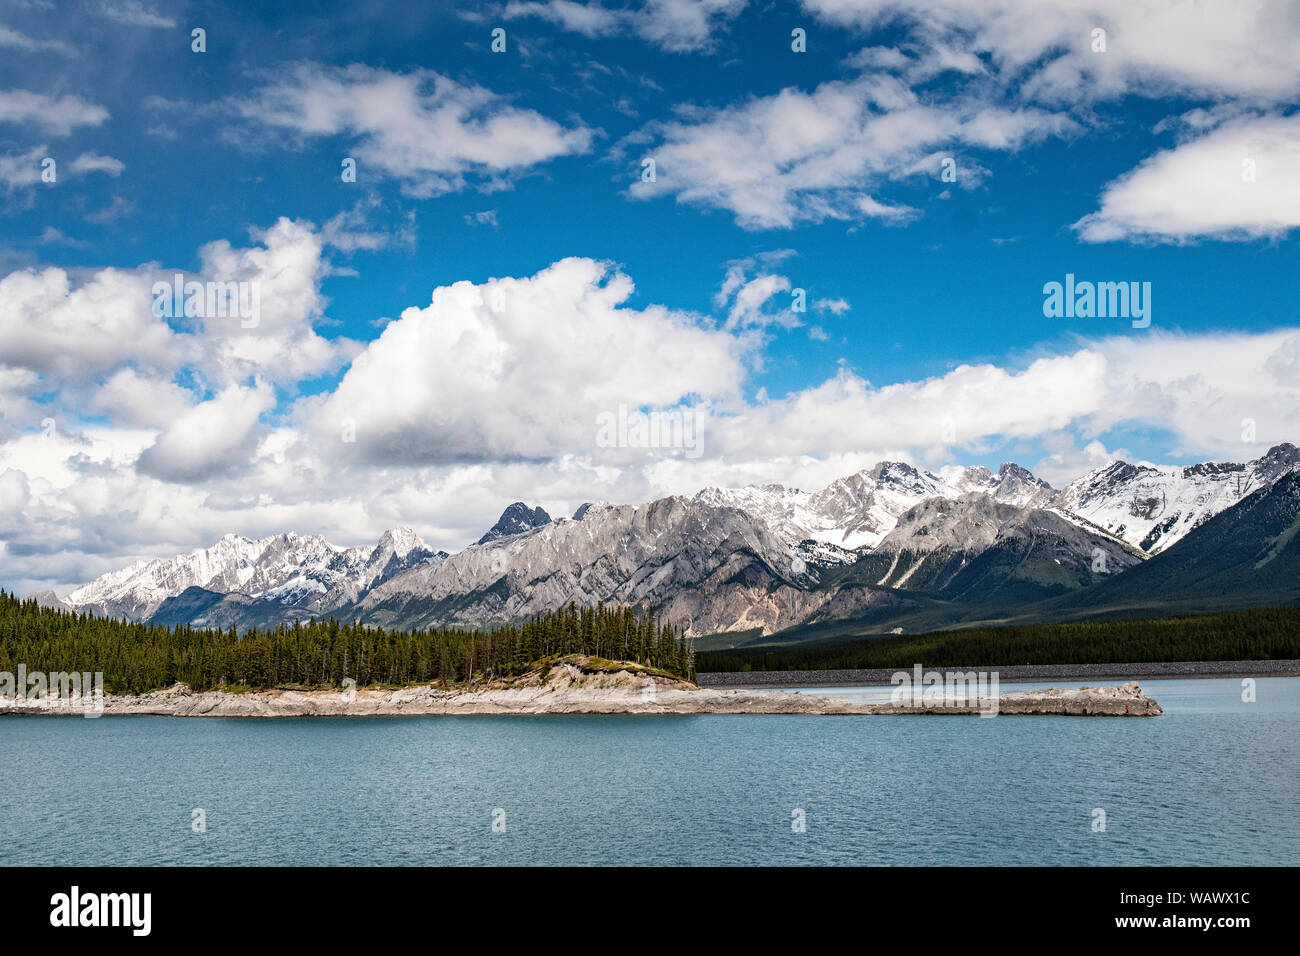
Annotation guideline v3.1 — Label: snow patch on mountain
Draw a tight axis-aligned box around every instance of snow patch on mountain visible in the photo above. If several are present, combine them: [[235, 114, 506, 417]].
[[1053, 443, 1300, 554], [61, 528, 446, 621], [696, 460, 1054, 556]]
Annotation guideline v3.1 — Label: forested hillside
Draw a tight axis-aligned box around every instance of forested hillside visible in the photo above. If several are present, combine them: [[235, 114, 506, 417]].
[[698, 606, 1300, 672], [0, 592, 693, 693]]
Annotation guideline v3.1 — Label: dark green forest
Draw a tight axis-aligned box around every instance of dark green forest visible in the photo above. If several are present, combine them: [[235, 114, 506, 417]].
[[7, 591, 1296, 692], [0, 591, 693, 693], [698, 606, 1300, 672]]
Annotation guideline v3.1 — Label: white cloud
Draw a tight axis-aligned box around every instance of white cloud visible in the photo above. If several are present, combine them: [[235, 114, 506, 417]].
[[192, 218, 357, 386], [6, 255, 1300, 593], [0, 90, 108, 135], [136, 381, 276, 483], [636, 0, 748, 51], [303, 256, 751, 465], [1031, 432, 1130, 487], [713, 257, 800, 331], [721, 273, 794, 330], [0, 148, 121, 198], [0, 25, 74, 54], [803, 0, 1300, 105], [856, 194, 918, 222], [1075, 113, 1300, 243], [0, 218, 351, 391], [0, 265, 177, 378], [89, 369, 196, 429], [68, 152, 125, 176], [504, 0, 747, 52], [98, 1, 177, 28], [238, 63, 593, 198], [0, 145, 48, 194], [504, 0, 624, 36], [36, 226, 86, 247], [629, 75, 1074, 228]]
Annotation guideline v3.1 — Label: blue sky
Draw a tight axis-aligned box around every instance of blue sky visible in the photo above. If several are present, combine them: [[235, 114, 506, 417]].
[[2, 0, 1300, 591]]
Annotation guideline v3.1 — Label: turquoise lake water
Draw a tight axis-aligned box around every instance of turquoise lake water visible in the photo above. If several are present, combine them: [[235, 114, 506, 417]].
[[1, 677, 1296, 866]]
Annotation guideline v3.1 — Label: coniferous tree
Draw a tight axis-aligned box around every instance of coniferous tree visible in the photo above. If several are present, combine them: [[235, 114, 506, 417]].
[[0, 591, 693, 693]]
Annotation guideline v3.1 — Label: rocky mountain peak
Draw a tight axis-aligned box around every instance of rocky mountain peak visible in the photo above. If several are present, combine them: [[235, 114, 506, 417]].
[[868, 460, 923, 486], [1255, 442, 1300, 479], [997, 461, 1044, 483], [375, 527, 426, 558], [476, 502, 552, 545]]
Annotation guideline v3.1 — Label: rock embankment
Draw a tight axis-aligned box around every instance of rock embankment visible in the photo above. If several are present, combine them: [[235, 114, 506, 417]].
[[867, 682, 1162, 716], [699, 659, 1300, 688], [0, 659, 1161, 718]]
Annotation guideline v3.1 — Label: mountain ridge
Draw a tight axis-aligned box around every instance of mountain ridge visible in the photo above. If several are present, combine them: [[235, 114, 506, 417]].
[[29, 443, 1300, 639]]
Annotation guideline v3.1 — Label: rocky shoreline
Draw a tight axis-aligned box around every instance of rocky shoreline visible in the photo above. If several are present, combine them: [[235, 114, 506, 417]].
[[698, 659, 1300, 688], [0, 658, 1162, 718]]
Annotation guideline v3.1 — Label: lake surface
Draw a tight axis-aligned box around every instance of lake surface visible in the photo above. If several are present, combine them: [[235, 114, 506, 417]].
[[2, 677, 1296, 866]]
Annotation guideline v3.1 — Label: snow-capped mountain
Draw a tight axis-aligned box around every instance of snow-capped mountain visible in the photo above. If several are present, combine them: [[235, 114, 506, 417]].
[[948, 462, 1055, 508], [63, 528, 447, 622], [35, 443, 1300, 638], [839, 492, 1143, 603], [354, 495, 850, 637], [696, 460, 1053, 554], [1050, 467, 1300, 615], [1053, 443, 1300, 554]]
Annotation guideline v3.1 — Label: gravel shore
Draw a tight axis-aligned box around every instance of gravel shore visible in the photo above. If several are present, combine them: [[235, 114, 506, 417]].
[[697, 659, 1300, 688], [0, 657, 1162, 717]]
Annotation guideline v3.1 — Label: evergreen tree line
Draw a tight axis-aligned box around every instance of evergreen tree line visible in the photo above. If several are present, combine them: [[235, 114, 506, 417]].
[[0, 592, 694, 693], [698, 606, 1300, 672]]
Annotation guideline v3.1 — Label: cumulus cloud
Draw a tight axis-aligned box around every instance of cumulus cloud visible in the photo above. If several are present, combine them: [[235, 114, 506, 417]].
[[237, 63, 593, 198], [0, 265, 177, 378], [7, 255, 1300, 593], [714, 351, 1111, 462], [0, 218, 351, 391], [0, 216, 362, 515], [89, 369, 197, 429], [191, 218, 357, 385], [303, 256, 751, 465], [628, 75, 1074, 228], [1075, 113, 1300, 243], [136, 382, 276, 483]]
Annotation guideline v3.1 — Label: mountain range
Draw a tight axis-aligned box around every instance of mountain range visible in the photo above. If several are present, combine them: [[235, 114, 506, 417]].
[[27, 443, 1300, 645]]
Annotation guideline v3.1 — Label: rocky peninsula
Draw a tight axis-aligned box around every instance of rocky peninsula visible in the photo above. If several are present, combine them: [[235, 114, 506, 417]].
[[0, 656, 1162, 718]]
